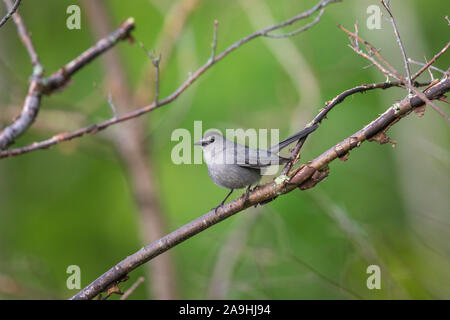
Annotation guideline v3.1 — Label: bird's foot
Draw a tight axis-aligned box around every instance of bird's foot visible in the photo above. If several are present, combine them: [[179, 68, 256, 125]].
[[213, 189, 234, 213], [242, 185, 252, 204]]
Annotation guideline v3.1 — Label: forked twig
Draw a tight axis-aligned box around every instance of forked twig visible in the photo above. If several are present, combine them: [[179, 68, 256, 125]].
[[339, 25, 450, 122]]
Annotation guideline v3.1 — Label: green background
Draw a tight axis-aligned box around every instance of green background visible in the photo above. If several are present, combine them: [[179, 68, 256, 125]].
[[0, 0, 448, 299]]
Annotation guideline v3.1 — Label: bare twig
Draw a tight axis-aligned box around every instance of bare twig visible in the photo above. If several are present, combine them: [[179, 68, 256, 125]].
[[43, 18, 135, 93], [4, 0, 40, 69], [353, 21, 360, 52], [424, 57, 435, 81], [410, 42, 449, 80], [0, 0, 20, 28], [0, 0, 42, 149], [263, 8, 326, 39], [408, 58, 445, 76], [210, 19, 219, 61], [71, 76, 450, 300], [139, 42, 162, 106], [381, 0, 412, 91], [120, 277, 145, 300], [0, 0, 338, 159], [134, 0, 201, 105], [346, 42, 399, 80], [439, 97, 450, 104], [107, 92, 118, 119]]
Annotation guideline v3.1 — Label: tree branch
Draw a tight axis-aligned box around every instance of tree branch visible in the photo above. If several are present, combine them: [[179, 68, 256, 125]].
[[42, 18, 135, 93], [0, 0, 42, 149], [411, 42, 449, 80], [0, 0, 21, 29], [0, 16, 135, 150]]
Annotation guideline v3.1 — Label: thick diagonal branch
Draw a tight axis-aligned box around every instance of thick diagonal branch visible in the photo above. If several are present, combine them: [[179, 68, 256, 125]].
[[0, 0, 42, 149]]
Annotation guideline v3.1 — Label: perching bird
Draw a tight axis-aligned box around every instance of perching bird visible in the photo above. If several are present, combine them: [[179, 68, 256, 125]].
[[194, 124, 318, 209]]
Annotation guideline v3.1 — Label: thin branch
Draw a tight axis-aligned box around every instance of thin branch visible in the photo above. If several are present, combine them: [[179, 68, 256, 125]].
[[438, 97, 450, 104], [353, 21, 360, 52], [153, 56, 161, 106], [424, 57, 435, 81], [264, 8, 326, 39], [107, 92, 118, 119], [0, 0, 20, 28], [0, 0, 338, 159], [210, 19, 219, 61], [120, 277, 145, 300], [381, 0, 412, 91], [3, 0, 40, 70], [410, 42, 449, 80], [134, 0, 201, 105], [43, 18, 135, 93], [0, 0, 43, 149], [71, 77, 450, 300], [408, 58, 445, 76], [139, 42, 162, 106], [346, 42, 399, 80]]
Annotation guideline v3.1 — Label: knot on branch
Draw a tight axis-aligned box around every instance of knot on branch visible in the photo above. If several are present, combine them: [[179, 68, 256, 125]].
[[298, 166, 330, 190]]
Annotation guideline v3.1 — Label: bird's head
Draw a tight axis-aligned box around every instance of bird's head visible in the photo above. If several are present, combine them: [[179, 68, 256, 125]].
[[194, 130, 224, 148]]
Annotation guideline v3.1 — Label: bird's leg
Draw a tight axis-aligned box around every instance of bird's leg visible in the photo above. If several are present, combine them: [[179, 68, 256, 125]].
[[243, 185, 252, 203], [214, 189, 234, 212]]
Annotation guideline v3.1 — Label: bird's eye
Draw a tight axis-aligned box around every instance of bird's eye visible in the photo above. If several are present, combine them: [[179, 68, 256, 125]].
[[210, 136, 215, 143]]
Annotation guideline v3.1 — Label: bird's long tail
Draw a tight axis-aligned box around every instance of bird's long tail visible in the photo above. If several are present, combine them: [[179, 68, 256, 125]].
[[269, 124, 319, 152]]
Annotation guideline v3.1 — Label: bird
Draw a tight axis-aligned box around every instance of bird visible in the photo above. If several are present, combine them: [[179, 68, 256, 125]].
[[194, 124, 318, 210]]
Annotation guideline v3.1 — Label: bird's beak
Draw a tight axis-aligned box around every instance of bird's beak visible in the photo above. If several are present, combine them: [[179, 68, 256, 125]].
[[193, 139, 203, 146]]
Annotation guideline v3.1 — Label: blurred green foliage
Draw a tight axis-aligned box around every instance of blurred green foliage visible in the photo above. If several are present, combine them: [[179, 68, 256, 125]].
[[0, 0, 448, 299]]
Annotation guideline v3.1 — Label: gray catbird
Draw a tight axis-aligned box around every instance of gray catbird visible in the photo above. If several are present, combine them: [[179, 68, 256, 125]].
[[194, 124, 318, 209]]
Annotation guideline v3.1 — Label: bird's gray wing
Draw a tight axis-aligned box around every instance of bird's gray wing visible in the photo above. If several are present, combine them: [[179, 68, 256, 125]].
[[232, 143, 286, 168]]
